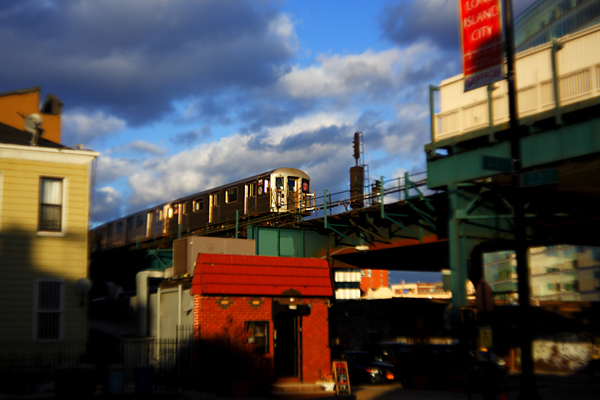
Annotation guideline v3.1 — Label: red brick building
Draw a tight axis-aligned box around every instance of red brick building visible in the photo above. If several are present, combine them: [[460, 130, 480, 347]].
[[360, 268, 389, 292], [191, 253, 334, 383]]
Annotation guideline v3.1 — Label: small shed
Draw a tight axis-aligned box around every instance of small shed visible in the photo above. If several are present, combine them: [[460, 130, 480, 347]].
[[191, 253, 333, 383]]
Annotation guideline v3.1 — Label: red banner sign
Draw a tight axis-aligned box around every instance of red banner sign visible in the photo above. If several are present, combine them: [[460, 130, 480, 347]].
[[460, 0, 504, 91]]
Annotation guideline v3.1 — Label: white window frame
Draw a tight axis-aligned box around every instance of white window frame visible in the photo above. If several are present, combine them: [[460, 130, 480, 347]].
[[226, 187, 238, 204], [193, 198, 204, 212], [37, 176, 67, 237], [33, 278, 64, 342]]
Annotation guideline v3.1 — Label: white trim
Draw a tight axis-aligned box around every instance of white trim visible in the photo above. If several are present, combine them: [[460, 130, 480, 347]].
[[0, 143, 98, 165], [33, 278, 65, 342], [37, 175, 67, 237]]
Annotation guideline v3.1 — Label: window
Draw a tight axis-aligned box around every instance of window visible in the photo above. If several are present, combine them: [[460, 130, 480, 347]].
[[116, 221, 124, 234], [154, 209, 162, 221], [276, 177, 284, 190], [247, 183, 257, 198], [136, 214, 144, 228], [211, 193, 220, 207], [34, 279, 64, 341], [226, 188, 238, 203], [246, 321, 269, 353], [182, 202, 187, 215], [39, 177, 63, 232], [193, 198, 204, 212]]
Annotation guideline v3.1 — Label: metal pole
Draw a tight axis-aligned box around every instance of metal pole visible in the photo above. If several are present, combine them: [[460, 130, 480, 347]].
[[503, 0, 538, 398]]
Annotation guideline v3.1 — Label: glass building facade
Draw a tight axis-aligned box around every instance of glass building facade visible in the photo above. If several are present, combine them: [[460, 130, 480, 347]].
[[483, 246, 600, 303], [515, 0, 600, 53]]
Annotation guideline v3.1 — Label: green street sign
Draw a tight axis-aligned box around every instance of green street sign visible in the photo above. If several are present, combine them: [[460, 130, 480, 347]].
[[521, 169, 559, 187], [483, 155, 512, 172]]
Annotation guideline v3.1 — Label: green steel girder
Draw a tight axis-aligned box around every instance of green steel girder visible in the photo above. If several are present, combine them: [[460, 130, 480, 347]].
[[378, 175, 437, 243], [323, 179, 440, 248], [428, 117, 600, 190]]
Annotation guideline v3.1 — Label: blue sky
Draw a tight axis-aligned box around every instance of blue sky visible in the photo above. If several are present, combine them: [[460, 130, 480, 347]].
[[0, 0, 537, 283]]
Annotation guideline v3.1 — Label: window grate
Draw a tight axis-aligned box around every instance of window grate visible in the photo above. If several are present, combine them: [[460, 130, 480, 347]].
[[35, 280, 64, 341]]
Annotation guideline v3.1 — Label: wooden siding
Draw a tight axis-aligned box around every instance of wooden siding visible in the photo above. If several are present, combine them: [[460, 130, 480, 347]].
[[0, 154, 92, 342]]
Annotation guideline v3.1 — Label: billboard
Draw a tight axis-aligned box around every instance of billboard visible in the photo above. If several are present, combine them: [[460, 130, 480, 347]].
[[459, 0, 504, 91]]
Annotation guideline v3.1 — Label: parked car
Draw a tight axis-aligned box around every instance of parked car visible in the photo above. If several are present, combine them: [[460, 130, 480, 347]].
[[341, 351, 395, 384], [362, 342, 506, 391]]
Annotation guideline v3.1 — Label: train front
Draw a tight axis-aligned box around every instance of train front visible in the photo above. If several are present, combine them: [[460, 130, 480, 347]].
[[268, 168, 314, 215]]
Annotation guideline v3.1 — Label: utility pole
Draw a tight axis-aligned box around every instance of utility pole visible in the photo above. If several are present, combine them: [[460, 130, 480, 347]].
[[503, 0, 539, 398]]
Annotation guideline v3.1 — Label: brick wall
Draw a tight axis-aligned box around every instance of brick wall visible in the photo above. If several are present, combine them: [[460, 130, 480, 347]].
[[194, 296, 273, 351], [193, 295, 331, 383], [301, 299, 331, 382]]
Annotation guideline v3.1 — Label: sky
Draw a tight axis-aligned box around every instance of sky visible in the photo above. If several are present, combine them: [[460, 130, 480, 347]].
[[0, 0, 537, 282]]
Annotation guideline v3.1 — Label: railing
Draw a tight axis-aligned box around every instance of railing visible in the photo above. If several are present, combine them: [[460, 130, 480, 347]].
[[432, 25, 600, 144]]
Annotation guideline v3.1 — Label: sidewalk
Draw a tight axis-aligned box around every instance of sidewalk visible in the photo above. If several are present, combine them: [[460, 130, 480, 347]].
[[2, 372, 599, 400]]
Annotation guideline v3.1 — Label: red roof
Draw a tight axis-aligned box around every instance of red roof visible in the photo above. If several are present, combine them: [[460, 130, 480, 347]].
[[190, 254, 333, 297]]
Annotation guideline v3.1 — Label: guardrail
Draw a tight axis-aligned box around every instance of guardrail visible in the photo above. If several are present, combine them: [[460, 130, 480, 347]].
[[430, 24, 600, 146]]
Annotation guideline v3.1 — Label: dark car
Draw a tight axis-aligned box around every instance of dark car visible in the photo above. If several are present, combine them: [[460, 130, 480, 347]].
[[341, 351, 395, 384], [362, 343, 506, 391]]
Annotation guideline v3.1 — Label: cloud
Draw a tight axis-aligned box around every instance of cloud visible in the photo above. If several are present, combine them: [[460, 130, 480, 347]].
[[18, 1, 455, 224], [62, 111, 126, 144], [380, 0, 540, 53], [95, 156, 139, 184], [169, 126, 212, 146], [114, 140, 167, 156], [118, 110, 362, 210], [278, 48, 407, 100], [91, 186, 123, 224], [0, 0, 296, 126], [380, 0, 460, 50]]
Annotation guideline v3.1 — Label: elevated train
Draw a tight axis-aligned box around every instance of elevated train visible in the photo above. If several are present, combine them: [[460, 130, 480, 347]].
[[90, 167, 314, 252]]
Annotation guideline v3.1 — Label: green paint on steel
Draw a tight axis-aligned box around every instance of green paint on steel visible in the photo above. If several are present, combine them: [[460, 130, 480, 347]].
[[142, 250, 173, 271], [520, 168, 559, 187], [428, 118, 600, 188], [248, 225, 327, 258], [483, 155, 512, 172]]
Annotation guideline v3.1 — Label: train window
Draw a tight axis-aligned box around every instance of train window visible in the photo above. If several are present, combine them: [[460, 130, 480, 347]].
[[276, 177, 284, 190], [136, 215, 144, 228], [193, 198, 204, 212], [116, 221, 124, 234], [173, 204, 179, 215], [212, 193, 220, 207], [127, 217, 134, 230], [182, 203, 188, 215], [288, 178, 297, 192], [226, 188, 238, 203], [246, 182, 256, 198], [154, 209, 161, 221]]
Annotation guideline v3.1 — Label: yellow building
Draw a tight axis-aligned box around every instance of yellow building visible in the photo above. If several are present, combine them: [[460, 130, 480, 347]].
[[0, 87, 97, 359]]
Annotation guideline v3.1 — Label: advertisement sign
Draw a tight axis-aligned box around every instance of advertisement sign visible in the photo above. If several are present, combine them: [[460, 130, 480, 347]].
[[332, 360, 350, 395], [459, 0, 504, 91]]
